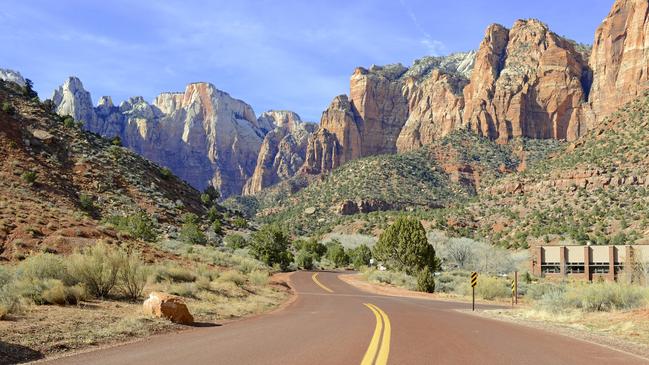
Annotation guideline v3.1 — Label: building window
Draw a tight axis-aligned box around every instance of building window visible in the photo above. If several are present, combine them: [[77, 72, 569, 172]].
[[591, 263, 610, 274], [614, 264, 624, 274], [541, 263, 561, 274], [566, 263, 585, 274]]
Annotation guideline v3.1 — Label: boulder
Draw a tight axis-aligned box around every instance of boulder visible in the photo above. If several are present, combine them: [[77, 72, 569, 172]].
[[143, 292, 194, 325]]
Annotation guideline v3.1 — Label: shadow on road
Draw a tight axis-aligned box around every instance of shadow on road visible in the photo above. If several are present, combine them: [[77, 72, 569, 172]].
[[0, 341, 44, 365], [191, 322, 222, 328]]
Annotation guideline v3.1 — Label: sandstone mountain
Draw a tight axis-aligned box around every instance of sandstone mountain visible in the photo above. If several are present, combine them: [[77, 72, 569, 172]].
[[50, 79, 311, 198]]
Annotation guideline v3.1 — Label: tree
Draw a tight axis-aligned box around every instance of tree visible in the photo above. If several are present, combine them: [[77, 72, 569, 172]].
[[373, 216, 438, 274], [249, 224, 293, 271], [24, 78, 38, 98], [203, 186, 220, 203], [325, 241, 349, 268], [295, 250, 315, 270], [350, 244, 372, 269], [293, 239, 326, 260], [416, 266, 435, 293], [445, 238, 474, 270], [179, 213, 206, 245]]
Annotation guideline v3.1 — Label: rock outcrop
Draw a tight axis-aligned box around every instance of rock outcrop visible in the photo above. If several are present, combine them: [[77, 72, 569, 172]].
[[463, 20, 591, 143], [589, 0, 649, 121], [143, 292, 194, 325], [52, 78, 269, 197], [243, 111, 315, 195], [0, 68, 26, 87]]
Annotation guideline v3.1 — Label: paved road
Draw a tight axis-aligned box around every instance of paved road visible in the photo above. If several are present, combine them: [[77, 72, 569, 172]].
[[41, 271, 648, 365]]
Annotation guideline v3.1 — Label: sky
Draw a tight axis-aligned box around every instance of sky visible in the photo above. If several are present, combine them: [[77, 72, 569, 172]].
[[0, 0, 613, 122]]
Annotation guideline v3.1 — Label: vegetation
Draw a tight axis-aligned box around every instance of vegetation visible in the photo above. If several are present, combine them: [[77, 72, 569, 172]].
[[224, 234, 248, 249], [374, 217, 438, 274], [1, 101, 15, 114], [249, 224, 293, 271], [325, 241, 350, 268], [416, 267, 436, 293], [105, 212, 158, 242], [21, 171, 37, 185], [179, 213, 207, 245]]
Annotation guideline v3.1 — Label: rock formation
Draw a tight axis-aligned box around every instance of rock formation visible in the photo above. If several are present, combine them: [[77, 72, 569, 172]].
[[0, 68, 26, 87], [143, 292, 194, 325], [243, 111, 316, 195], [462, 20, 591, 143], [589, 0, 649, 121]]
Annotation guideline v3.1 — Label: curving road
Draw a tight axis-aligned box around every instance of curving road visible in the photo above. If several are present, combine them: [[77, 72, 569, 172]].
[[40, 271, 648, 365]]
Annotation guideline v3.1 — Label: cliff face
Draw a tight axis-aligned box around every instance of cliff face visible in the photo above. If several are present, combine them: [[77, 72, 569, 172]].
[[463, 20, 591, 143], [243, 111, 316, 195], [51, 79, 268, 197], [589, 0, 649, 121]]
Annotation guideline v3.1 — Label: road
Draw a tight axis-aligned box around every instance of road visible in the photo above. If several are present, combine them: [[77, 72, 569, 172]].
[[41, 271, 648, 365]]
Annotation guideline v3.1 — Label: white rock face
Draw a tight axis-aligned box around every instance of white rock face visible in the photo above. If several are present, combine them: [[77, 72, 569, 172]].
[[0, 68, 26, 87], [51, 78, 273, 197]]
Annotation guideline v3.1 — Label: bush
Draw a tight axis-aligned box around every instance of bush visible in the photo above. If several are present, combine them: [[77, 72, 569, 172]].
[[219, 270, 246, 286], [233, 216, 248, 229], [21, 171, 37, 185], [417, 267, 436, 293], [248, 270, 268, 286], [180, 213, 207, 245], [350, 244, 372, 269], [538, 282, 648, 312], [105, 212, 157, 242], [365, 269, 417, 291], [118, 251, 150, 301], [156, 265, 196, 283], [160, 167, 173, 180], [325, 241, 349, 268], [41, 280, 85, 305], [249, 224, 293, 271], [224, 234, 248, 249], [1, 101, 15, 115], [67, 243, 124, 298], [110, 136, 122, 146], [476, 276, 510, 300], [206, 206, 222, 223], [62, 116, 75, 128], [293, 239, 326, 260], [295, 249, 315, 270], [79, 194, 95, 212], [373, 216, 438, 274], [212, 220, 223, 235], [17, 253, 68, 283]]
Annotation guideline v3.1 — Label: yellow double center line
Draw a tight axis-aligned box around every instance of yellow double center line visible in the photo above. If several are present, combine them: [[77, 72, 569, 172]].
[[311, 272, 334, 293], [361, 303, 391, 365]]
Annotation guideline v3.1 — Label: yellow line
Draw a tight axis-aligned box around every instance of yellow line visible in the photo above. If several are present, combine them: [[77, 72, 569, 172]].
[[369, 304, 391, 365], [361, 304, 383, 365], [312, 273, 333, 293]]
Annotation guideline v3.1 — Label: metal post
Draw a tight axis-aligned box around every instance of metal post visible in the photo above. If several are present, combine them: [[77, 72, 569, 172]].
[[514, 271, 518, 305], [472, 286, 475, 311]]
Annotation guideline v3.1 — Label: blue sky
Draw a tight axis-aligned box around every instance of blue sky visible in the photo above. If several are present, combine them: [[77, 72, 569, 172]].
[[1, 0, 613, 122]]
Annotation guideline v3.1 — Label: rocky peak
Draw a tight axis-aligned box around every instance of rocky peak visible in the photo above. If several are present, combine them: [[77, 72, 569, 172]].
[[0, 68, 26, 87], [51, 76, 97, 127], [589, 0, 649, 121], [97, 96, 114, 108], [257, 110, 303, 134], [153, 92, 184, 115]]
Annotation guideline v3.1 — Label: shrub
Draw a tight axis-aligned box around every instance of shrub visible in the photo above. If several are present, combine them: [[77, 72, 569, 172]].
[[160, 167, 173, 180], [79, 194, 95, 212], [180, 213, 207, 245], [168, 283, 197, 298], [62, 116, 75, 128], [201, 193, 212, 206], [325, 241, 349, 268], [206, 206, 222, 222], [293, 239, 326, 260], [295, 249, 315, 270], [350, 244, 372, 269], [110, 136, 122, 146], [212, 220, 223, 235], [476, 276, 510, 300], [41, 280, 85, 305], [538, 282, 648, 312], [17, 253, 68, 283], [118, 251, 150, 301], [106, 212, 157, 242], [373, 216, 438, 274], [21, 171, 37, 185], [249, 224, 293, 271], [233, 216, 248, 229], [219, 270, 246, 286], [248, 270, 268, 286], [1, 101, 15, 115], [417, 267, 436, 293], [365, 269, 417, 291], [224, 234, 248, 250], [156, 265, 196, 283], [67, 242, 124, 298]]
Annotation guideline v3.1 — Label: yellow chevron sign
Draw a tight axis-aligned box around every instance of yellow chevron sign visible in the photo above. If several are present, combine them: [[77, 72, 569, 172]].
[[470, 272, 478, 287]]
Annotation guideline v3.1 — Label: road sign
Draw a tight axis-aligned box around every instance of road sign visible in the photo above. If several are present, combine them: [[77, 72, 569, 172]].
[[470, 272, 478, 311]]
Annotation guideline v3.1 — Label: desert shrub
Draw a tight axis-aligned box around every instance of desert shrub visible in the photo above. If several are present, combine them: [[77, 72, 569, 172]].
[[105, 212, 157, 242], [350, 244, 372, 269], [16, 253, 68, 283], [249, 224, 293, 271], [233, 216, 248, 229], [417, 267, 436, 293], [526, 282, 563, 301], [156, 265, 196, 283], [538, 282, 648, 312], [211, 220, 223, 235], [179, 213, 206, 245], [118, 252, 150, 301], [293, 239, 327, 260], [62, 116, 75, 128], [224, 234, 248, 249], [110, 136, 122, 146], [160, 167, 173, 180], [325, 241, 349, 268], [295, 249, 315, 270], [79, 194, 95, 212], [168, 283, 197, 298], [41, 280, 86, 305], [67, 242, 124, 298], [364, 269, 417, 291], [206, 206, 222, 223], [374, 216, 438, 274], [476, 276, 510, 300], [219, 270, 246, 286], [248, 270, 269, 286], [1, 101, 15, 115], [21, 171, 37, 185], [201, 193, 212, 206]]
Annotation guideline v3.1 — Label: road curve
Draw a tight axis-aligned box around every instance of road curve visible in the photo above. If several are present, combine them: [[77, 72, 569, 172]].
[[39, 271, 648, 365]]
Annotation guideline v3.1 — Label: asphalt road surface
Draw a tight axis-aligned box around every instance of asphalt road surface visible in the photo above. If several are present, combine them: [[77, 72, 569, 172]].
[[40, 271, 648, 365]]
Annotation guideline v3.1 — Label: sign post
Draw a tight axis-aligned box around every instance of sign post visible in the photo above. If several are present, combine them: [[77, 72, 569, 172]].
[[470, 272, 478, 311], [511, 271, 518, 306]]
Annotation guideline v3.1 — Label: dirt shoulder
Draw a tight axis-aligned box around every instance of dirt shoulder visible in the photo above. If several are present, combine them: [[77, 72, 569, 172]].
[[0, 272, 295, 365]]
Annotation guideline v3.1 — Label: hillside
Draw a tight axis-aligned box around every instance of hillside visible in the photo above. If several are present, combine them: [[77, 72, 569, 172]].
[[227, 131, 562, 235], [0, 79, 206, 260]]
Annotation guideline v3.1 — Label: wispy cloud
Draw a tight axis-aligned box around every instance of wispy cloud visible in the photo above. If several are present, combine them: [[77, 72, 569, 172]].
[[399, 0, 447, 55]]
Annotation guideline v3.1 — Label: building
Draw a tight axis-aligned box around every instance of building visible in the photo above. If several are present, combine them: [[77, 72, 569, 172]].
[[531, 245, 649, 281]]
